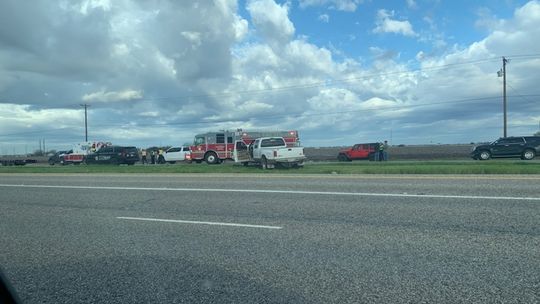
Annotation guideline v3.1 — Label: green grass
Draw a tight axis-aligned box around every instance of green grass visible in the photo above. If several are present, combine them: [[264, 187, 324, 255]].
[[1, 160, 540, 174]]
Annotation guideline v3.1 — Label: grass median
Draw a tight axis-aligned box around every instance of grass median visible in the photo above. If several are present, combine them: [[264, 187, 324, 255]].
[[1, 160, 540, 174]]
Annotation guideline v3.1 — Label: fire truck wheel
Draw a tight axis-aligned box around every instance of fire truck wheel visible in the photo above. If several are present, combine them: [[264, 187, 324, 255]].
[[205, 152, 218, 164]]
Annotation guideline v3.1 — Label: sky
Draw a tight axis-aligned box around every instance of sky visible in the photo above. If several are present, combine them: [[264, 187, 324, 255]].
[[1, 0, 540, 154]]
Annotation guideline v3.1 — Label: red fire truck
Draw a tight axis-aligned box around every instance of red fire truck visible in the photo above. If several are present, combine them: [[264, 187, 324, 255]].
[[190, 129, 300, 164]]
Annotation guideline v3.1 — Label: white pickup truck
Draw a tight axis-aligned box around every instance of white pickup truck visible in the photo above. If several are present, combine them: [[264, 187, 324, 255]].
[[234, 137, 306, 169]]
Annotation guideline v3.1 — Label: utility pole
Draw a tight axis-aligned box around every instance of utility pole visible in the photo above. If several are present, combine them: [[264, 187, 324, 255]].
[[498, 57, 509, 138], [80, 104, 90, 142]]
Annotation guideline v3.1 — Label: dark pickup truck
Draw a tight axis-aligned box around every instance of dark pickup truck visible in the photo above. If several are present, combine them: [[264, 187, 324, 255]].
[[471, 136, 540, 160]]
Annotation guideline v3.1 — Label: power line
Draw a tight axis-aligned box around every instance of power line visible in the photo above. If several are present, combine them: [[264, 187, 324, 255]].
[[0, 56, 509, 105], [3, 54, 539, 106], [3, 94, 539, 138]]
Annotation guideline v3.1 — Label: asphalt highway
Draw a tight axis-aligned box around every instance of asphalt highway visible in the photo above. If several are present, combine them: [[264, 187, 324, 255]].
[[1, 174, 539, 303]]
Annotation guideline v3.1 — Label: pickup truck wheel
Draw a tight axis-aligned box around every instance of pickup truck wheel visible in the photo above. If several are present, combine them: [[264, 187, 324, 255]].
[[522, 149, 535, 160], [49, 161, 55, 166], [168, 161, 176, 164], [205, 152, 218, 165], [337, 154, 348, 162], [479, 150, 491, 160], [261, 156, 268, 170]]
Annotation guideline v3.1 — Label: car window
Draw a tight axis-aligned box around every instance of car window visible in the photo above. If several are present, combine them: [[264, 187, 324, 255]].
[[216, 134, 225, 144], [503, 138, 524, 144], [261, 138, 286, 147], [168, 147, 181, 153], [182, 147, 190, 151]]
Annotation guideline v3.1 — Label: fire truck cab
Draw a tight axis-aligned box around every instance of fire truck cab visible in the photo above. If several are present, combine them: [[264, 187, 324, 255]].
[[190, 130, 300, 164]]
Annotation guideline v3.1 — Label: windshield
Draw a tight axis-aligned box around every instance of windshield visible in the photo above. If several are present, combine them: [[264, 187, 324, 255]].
[[194, 136, 205, 145]]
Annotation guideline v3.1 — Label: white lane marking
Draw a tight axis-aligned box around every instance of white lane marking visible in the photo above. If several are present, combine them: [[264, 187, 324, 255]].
[[0, 183, 539, 201], [117, 216, 282, 230]]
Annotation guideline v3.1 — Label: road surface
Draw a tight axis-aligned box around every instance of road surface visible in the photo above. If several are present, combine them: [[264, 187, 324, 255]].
[[1, 173, 539, 303]]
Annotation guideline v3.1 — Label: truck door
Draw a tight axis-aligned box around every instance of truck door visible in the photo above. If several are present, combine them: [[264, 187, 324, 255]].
[[251, 139, 261, 159], [233, 141, 250, 162]]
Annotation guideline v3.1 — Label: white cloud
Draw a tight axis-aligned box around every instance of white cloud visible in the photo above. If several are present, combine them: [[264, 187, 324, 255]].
[[247, 0, 295, 45], [82, 89, 143, 103], [373, 9, 417, 37], [406, 0, 417, 9], [1, 0, 540, 151], [299, 0, 362, 12], [318, 13, 330, 23]]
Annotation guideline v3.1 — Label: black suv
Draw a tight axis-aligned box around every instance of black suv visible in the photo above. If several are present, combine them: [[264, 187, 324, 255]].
[[86, 146, 139, 165], [471, 136, 539, 160]]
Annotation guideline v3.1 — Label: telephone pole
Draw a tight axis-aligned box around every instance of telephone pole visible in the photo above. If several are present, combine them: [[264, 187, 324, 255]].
[[80, 104, 90, 141], [498, 57, 509, 138]]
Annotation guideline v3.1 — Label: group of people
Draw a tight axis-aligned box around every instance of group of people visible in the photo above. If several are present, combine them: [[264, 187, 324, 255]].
[[140, 149, 165, 164]]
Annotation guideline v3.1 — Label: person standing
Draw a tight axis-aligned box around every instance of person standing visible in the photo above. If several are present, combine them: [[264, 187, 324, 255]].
[[379, 142, 385, 161], [150, 150, 156, 164], [141, 149, 147, 164], [158, 148, 165, 164]]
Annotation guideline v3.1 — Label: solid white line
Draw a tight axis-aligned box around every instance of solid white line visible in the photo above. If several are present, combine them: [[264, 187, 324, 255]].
[[116, 216, 282, 229], [0, 183, 538, 201]]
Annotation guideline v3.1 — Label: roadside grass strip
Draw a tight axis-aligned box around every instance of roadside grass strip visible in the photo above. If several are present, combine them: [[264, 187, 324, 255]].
[[1, 161, 540, 174]]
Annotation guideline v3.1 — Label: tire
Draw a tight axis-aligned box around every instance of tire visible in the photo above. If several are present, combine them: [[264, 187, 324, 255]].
[[478, 150, 491, 160], [205, 152, 218, 165], [242, 162, 249, 166], [261, 156, 268, 170], [337, 154, 347, 162], [522, 149, 535, 160], [49, 161, 55, 166], [195, 160, 202, 164], [127, 162, 135, 166], [168, 161, 176, 164], [73, 162, 80, 165], [110, 158, 119, 166]]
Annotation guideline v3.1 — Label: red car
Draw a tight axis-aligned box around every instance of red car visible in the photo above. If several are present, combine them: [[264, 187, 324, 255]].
[[337, 143, 380, 161]]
